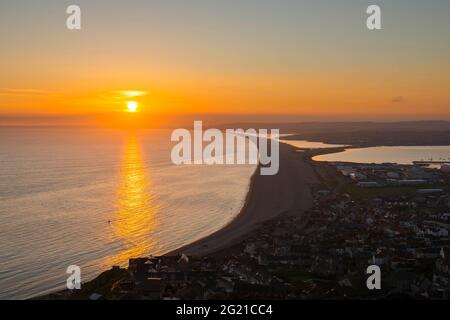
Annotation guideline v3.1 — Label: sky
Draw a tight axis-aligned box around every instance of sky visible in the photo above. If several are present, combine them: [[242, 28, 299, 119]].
[[0, 0, 450, 125]]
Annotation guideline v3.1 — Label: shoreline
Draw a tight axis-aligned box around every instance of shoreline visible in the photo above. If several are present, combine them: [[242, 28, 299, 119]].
[[163, 161, 260, 257], [165, 141, 321, 257], [33, 141, 323, 299], [40, 141, 446, 298]]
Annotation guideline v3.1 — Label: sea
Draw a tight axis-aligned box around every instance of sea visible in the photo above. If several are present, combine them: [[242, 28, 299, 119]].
[[0, 128, 256, 299], [312, 145, 450, 165], [2, 132, 450, 299]]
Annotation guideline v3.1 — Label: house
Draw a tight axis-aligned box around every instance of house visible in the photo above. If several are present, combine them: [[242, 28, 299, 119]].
[[387, 172, 400, 179], [416, 189, 444, 195], [137, 277, 162, 300], [216, 277, 234, 294], [371, 249, 390, 266], [357, 182, 379, 188], [398, 179, 427, 186], [350, 172, 367, 181], [426, 227, 448, 238], [88, 293, 103, 300], [416, 248, 442, 259], [392, 272, 416, 292], [338, 278, 352, 288]]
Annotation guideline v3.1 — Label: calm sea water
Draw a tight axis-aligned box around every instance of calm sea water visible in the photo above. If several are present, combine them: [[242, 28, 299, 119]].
[[280, 139, 346, 149], [313, 146, 450, 165], [0, 128, 255, 299]]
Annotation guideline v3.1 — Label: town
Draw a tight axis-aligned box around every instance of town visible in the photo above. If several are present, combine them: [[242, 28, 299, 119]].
[[46, 154, 450, 300]]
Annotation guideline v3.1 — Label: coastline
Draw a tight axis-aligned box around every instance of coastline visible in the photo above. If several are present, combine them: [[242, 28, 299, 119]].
[[165, 141, 321, 256], [165, 141, 446, 257], [34, 142, 327, 299], [34, 141, 450, 299], [39, 139, 449, 298]]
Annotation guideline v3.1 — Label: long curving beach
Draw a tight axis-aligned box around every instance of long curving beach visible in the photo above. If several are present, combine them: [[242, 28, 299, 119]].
[[167, 142, 319, 256]]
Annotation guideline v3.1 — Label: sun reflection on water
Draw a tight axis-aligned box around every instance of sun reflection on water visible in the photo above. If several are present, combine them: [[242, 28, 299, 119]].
[[104, 134, 159, 266]]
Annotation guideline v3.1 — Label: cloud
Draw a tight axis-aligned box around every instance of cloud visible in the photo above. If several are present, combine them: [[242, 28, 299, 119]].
[[0, 88, 50, 96], [391, 96, 406, 103], [113, 90, 149, 97]]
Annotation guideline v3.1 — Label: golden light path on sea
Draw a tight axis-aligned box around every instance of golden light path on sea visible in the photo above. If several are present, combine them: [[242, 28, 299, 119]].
[[104, 134, 159, 266]]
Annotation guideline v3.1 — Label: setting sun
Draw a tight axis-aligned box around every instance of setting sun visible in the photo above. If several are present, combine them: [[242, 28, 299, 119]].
[[127, 101, 138, 113]]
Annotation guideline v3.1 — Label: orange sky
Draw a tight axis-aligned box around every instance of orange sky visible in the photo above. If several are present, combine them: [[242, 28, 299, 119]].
[[1, 1, 450, 125]]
